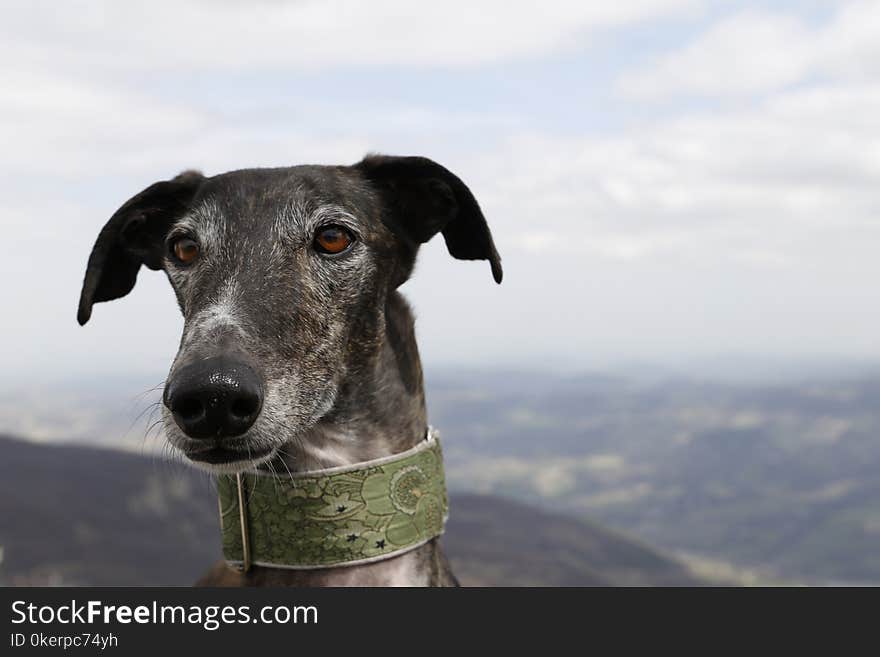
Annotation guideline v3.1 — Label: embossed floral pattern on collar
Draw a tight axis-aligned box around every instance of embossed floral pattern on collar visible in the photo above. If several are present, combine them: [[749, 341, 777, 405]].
[[217, 432, 448, 569]]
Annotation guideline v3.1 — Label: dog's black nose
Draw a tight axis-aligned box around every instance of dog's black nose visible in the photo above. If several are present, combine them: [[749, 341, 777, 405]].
[[164, 357, 263, 440]]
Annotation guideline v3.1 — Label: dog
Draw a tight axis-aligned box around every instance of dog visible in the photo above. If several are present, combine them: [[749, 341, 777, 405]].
[[77, 155, 502, 586]]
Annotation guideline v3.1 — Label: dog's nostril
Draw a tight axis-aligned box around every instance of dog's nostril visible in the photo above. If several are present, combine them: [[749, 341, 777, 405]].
[[230, 395, 259, 419], [176, 397, 205, 421]]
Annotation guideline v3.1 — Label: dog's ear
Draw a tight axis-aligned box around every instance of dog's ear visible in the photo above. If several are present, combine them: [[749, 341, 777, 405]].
[[355, 155, 502, 284], [77, 171, 204, 326]]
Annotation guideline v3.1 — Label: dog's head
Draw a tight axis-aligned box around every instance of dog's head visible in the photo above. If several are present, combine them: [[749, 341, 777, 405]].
[[78, 156, 501, 472]]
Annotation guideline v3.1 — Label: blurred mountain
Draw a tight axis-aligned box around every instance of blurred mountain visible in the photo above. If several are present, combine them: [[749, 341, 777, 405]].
[[427, 370, 880, 584], [444, 493, 698, 586], [0, 435, 700, 586]]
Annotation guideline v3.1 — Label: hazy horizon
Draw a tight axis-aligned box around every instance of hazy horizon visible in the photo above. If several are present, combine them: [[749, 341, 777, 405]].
[[5, 349, 880, 390]]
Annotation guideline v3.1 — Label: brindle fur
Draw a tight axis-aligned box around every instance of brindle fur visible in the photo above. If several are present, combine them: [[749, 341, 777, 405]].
[[78, 155, 501, 587]]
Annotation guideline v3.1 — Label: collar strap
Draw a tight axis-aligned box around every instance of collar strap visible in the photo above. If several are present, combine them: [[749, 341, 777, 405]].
[[217, 430, 448, 571]]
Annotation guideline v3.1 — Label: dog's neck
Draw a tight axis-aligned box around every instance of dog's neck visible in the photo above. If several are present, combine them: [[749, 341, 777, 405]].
[[237, 292, 455, 587]]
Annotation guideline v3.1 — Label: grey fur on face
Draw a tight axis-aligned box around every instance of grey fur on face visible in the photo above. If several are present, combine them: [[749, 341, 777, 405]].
[[160, 176, 382, 473], [78, 156, 502, 477]]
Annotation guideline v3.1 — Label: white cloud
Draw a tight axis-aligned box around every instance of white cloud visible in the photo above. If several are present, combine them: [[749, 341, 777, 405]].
[[483, 80, 880, 267], [0, 69, 206, 177], [0, 0, 699, 180], [618, 1, 880, 99], [398, 72, 880, 369], [2, 0, 697, 73]]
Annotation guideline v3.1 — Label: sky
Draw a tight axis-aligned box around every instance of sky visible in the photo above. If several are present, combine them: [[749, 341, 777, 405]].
[[1, 0, 879, 384]]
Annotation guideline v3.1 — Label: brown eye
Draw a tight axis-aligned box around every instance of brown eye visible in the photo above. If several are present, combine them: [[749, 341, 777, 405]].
[[171, 237, 199, 265], [314, 225, 354, 255]]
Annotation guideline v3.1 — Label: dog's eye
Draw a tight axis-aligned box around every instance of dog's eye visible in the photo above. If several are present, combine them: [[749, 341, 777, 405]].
[[314, 225, 354, 255], [171, 237, 200, 265]]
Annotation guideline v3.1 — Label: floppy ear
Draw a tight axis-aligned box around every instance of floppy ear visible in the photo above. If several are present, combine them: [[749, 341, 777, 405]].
[[355, 155, 502, 284], [77, 171, 204, 326]]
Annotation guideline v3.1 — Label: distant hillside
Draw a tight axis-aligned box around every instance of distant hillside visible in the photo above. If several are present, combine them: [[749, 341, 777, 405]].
[[444, 493, 697, 586], [0, 435, 700, 586], [427, 371, 880, 584]]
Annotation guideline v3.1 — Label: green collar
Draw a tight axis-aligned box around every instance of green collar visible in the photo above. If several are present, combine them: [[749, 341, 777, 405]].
[[216, 430, 448, 571]]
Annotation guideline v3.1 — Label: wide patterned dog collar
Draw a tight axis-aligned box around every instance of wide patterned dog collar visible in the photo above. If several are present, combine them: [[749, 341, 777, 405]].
[[217, 429, 448, 571]]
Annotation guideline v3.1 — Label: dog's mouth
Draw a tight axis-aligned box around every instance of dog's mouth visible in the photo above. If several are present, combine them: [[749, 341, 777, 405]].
[[181, 441, 277, 472]]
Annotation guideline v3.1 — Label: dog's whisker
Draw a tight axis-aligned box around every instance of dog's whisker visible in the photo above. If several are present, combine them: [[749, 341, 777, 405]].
[[276, 451, 296, 481], [130, 400, 162, 432], [143, 418, 166, 448], [265, 458, 282, 494], [130, 381, 165, 403]]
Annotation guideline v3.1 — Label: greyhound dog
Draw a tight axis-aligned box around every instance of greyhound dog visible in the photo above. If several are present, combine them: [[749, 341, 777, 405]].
[[77, 155, 501, 586]]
